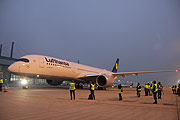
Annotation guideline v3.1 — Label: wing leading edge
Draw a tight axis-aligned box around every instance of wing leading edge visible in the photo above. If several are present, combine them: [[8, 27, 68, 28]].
[[78, 70, 179, 80], [112, 70, 179, 77]]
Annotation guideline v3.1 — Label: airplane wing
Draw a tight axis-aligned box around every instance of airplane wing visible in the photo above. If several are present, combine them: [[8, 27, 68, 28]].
[[78, 74, 102, 78], [78, 70, 179, 78], [77, 74, 103, 82], [112, 70, 179, 77], [77, 70, 179, 82]]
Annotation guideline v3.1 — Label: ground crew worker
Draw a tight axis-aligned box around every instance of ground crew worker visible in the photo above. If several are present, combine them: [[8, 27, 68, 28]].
[[118, 84, 123, 100], [148, 83, 151, 96], [136, 83, 141, 97], [0, 78, 3, 92], [177, 84, 180, 96], [90, 81, 95, 100], [172, 85, 177, 94], [150, 84, 153, 96], [69, 80, 76, 100], [144, 83, 149, 96], [157, 82, 163, 99], [152, 80, 158, 104], [175, 85, 177, 94]]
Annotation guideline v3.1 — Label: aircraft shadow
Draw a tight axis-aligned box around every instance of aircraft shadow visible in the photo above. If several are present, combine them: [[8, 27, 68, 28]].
[[107, 99, 137, 102], [163, 103, 176, 106], [140, 102, 152, 104], [78, 98, 89, 100], [123, 100, 137, 102], [108, 98, 120, 101], [56, 98, 68, 100], [129, 96, 139, 98]]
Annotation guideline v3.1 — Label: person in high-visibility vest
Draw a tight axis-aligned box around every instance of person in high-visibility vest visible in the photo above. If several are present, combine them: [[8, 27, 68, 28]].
[[69, 80, 76, 100], [150, 84, 153, 96], [177, 84, 180, 96], [175, 85, 177, 93], [90, 81, 95, 100], [172, 85, 175, 94], [144, 83, 149, 96], [0, 78, 3, 92], [157, 82, 163, 99], [148, 83, 151, 96], [152, 80, 158, 104], [136, 83, 141, 97], [174, 85, 177, 94], [118, 84, 123, 100]]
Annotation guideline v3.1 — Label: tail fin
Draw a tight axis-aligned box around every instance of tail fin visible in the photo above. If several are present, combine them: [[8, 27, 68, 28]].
[[112, 58, 119, 73]]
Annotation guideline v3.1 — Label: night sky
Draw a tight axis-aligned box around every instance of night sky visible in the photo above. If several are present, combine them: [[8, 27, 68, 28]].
[[0, 0, 180, 86]]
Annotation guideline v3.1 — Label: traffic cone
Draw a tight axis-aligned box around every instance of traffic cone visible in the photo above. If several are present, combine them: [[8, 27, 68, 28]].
[[4, 85, 8, 93]]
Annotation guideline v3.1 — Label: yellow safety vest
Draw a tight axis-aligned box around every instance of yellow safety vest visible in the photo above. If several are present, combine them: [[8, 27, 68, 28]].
[[91, 84, 95, 91], [158, 85, 162, 90], [153, 84, 158, 92], [137, 85, 141, 91], [69, 83, 75, 90], [151, 86, 153, 90], [173, 87, 176, 90], [178, 87, 180, 90], [145, 85, 149, 89], [148, 85, 150, 89], [118, 88, 123, 94], [0, 78, 3, 84]]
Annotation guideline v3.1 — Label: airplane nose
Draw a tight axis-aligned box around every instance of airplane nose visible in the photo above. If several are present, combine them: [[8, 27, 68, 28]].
[[8, 63, 18, 73]]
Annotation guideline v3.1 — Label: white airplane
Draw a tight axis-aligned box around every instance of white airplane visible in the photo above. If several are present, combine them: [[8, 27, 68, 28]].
[[8, 55, 179, 88]]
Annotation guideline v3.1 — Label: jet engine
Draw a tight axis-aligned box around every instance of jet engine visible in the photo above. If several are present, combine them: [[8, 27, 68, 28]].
[[46, 80, 63, 86], [96, 75, 114, 87]]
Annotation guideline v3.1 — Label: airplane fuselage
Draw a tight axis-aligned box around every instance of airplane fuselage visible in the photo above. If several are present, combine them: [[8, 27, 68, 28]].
[[8, 55, 113, 82], [9, 54, 178, 87]]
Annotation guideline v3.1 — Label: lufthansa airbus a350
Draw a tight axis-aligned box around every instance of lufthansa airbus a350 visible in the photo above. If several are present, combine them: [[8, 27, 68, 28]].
[[8, 55, 178, 88]]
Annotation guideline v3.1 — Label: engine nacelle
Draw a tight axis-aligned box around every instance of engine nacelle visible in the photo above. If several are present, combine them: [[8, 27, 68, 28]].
[[96, 75, 114, 87], [46, 80, 63, 86]]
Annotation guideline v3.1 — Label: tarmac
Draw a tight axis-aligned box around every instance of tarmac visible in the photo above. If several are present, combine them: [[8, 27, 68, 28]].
[[0, 88, 180, 120]]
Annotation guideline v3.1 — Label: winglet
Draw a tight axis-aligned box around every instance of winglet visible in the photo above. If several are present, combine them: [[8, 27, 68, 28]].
[[112, 58, 119, 73]]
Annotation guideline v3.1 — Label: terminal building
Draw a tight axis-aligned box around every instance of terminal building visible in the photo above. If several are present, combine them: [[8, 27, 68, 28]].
[[0, 42, 47, 86]]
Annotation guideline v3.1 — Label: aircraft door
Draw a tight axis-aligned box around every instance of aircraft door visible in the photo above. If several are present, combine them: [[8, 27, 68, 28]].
[[39, 58, 45, 68]]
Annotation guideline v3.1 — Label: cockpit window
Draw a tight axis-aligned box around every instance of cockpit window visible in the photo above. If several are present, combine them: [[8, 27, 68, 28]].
[[17, 58, 30, 63]]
